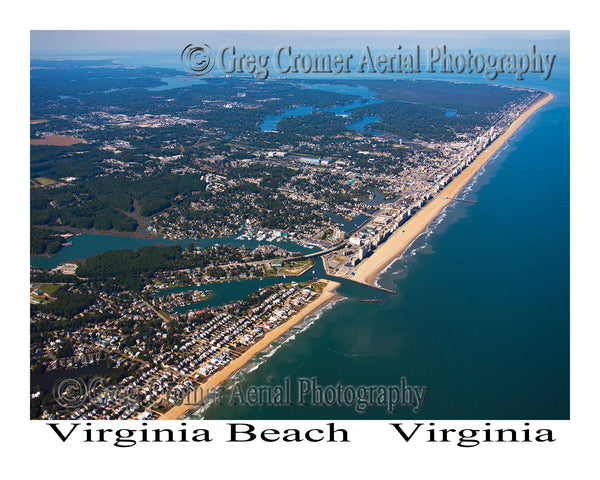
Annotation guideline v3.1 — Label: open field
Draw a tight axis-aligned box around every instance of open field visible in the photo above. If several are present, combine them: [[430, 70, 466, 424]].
[[277, 259, 314, 275], [39, 283, 61, 295], [30, 135, 84, 146], [31, 177, 58, 186]]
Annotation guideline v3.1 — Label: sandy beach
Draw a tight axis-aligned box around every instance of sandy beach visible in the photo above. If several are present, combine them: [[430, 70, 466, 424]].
[[348, 92, 554, 287], [159, 279, 341, 419]]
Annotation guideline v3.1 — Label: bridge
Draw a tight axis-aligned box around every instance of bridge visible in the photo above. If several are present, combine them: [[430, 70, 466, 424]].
[[303, 241, 346, 259]]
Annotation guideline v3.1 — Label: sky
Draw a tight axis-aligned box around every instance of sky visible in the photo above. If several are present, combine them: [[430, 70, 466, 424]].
[[30, 30, 570, 54]]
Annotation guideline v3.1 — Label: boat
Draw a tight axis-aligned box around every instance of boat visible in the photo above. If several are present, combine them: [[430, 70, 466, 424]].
[[359, 299, 385, 303]]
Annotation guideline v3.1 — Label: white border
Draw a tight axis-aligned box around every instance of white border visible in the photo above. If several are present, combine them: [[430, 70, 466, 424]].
[[4, 1, 596, 477]]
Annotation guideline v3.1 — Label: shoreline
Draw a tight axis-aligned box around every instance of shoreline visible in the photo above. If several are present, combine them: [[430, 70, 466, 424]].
[[343, 92, 554, 287], [159, 279, 341, 420]]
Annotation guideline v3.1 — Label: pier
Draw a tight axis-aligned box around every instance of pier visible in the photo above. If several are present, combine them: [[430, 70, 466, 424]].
[[343, 275, 397, 295], [441, 196, 478, 204], [368, 284, 397, 295]]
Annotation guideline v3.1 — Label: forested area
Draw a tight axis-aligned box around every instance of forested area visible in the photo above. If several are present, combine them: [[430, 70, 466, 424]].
[[30, 227, 67, 255]]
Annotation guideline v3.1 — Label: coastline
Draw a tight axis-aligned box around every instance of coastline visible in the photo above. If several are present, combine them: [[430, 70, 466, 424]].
[[159, 279, 342, 420], [345, 92, 554, 287]]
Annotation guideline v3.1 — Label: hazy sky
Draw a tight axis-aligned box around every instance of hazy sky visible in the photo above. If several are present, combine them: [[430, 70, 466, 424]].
[[31, 30, 570, 53]]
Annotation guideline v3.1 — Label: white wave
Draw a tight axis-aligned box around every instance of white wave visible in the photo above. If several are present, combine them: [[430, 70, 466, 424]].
[[295, 296, 347, 329], [374, 229, 432, 287], [375, 255, 404, 285], [188, 297, 369, 419], [236, 359, 264, 376], [263, 345, 283, 358], [460, 139, 512, 199]]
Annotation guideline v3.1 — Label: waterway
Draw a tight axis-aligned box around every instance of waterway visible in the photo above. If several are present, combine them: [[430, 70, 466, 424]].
[[259, 82, 382, 132], [147, 76, 206, 91], [30, 232, 314, 270]]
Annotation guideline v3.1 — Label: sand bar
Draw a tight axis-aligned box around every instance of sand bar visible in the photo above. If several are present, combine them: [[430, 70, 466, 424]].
[[160, 279, 341, 419], [348, 92, 554, 287]]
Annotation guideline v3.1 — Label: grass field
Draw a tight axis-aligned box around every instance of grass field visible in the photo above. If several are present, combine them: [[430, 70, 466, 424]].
[[308, 280, 327, 293], [40, 283, 61, 295], [31, 177, 58, 186], [264, 267, 277, 276], [277, 259, 314, 275]]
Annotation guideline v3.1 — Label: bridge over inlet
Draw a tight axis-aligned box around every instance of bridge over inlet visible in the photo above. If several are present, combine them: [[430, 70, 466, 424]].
[[303, 242, 345, 259]]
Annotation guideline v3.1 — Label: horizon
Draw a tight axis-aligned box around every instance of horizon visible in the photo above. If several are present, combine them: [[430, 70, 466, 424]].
[[30, 30, 570, 53]]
